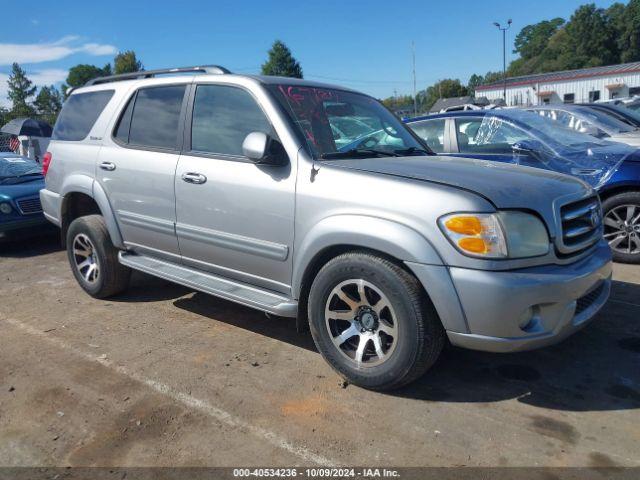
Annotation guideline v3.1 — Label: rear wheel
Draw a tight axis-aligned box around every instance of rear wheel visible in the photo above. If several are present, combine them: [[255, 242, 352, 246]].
[[602, 192, 640, 264], [308, 252, 444, 391], [66, 215, 131, 298]]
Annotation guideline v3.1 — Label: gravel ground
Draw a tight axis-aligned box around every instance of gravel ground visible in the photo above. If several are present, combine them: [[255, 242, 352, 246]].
[[1, 232, 639, 467]]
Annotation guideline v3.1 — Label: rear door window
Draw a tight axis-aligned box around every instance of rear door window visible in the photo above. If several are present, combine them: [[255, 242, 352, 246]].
[[408, 119, 446, 153], [52, 90, 114, 141], [128, 85, 186, 150]]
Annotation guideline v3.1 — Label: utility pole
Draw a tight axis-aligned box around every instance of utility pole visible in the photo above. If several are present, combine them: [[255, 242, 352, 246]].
[[412, 41, 417, 116], [493, 19, 512, 101]]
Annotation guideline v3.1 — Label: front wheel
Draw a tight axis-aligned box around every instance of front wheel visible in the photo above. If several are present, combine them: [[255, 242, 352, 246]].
[[308, 252, 444, 391], [602, 192, 640, 264], [66, 215, 131, 298]]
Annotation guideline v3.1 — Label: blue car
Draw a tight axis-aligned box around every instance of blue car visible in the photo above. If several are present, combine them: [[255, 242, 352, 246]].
[[0, 153, 49, 237], [406, 109, 640, 264]]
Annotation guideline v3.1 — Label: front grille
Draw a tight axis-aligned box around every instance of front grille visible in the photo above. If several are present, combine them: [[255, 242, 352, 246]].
[[17, 197, 43, 215], [575, 282, 605, 316], [558, 196, 602, 255]]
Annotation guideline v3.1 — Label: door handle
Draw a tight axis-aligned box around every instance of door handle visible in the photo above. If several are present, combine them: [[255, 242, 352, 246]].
[[181, 172, 207, 184], [99, 162, 116, 171]]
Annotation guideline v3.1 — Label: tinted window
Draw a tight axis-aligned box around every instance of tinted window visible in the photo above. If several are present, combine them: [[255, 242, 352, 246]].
[[129, 86, 186, 150], [114, 93, 135, 143], [52, 90, 114, 141], [409, 119, 446, 153], [191, 85, 272, 156], [455, 118, 531, 154]]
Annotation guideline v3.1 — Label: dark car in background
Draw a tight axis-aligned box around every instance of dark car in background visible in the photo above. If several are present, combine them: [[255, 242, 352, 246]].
[[406, 109, 640, 263], [579, 102, 640, 129], [0, 153, 49, 237]]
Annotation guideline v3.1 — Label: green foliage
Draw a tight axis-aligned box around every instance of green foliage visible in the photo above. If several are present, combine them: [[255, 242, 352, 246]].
[[261, 40, 303, 78], [7, 63, 36, 117], [513, 18, 564, 60], [381, 94, 414, 111], [34, 85, 63, 125], [63, 64, 112, 95], [114, 50, 143, 74], [467, 74, 485, 96], [614, 0, 640, 62], [417, 79, 468, 111], [502, 1, 640, 79]]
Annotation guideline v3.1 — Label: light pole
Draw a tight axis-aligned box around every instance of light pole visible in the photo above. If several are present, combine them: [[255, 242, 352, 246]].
[[493, 19, 512, 101]]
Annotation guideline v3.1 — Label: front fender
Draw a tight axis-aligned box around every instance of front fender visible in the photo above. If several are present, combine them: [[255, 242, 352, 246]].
[[292, 214, 443, 297]]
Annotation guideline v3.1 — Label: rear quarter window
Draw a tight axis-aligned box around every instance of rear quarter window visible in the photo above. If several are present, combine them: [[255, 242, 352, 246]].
[[52, 90, 114, 141]]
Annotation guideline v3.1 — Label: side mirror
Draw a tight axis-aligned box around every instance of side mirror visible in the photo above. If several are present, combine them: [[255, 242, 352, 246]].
[[580, 124, 600, 137], [242, 132, 288, 166], [512, 139, 542, 155]]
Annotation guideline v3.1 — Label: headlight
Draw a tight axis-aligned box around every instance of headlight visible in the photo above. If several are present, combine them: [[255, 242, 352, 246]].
[[439, 211, 549, 259], [0, 202, 12, 214]]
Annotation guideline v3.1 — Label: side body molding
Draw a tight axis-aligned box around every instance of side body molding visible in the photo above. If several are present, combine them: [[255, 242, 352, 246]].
[[292, 214, 444, 298]]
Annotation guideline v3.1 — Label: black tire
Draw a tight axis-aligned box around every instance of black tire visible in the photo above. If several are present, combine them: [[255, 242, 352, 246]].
[[308, 252, 445, 391], [602, 191, 640, 264], [66, 215, 131, 298]]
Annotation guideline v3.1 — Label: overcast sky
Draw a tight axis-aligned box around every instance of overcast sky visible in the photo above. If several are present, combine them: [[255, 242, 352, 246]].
[[0, 0, 620, 105]]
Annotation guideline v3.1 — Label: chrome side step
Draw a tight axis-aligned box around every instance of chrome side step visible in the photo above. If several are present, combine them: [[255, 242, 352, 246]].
[[118, 252, 298, 317]]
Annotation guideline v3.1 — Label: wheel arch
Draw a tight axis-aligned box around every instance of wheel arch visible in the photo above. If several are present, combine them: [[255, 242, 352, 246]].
[[60, 179, 123, 248], [292, 215, 444, 332]]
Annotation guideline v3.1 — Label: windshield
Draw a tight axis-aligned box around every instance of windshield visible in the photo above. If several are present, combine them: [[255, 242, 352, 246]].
[[494, 110, 612, 149], [573, 106, 636, 133], [0, 155, 42, 184], [602, 104, 640, 125], [268, 84, 427, 158]]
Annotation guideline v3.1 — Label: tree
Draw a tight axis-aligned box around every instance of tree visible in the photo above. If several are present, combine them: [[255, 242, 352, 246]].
[[114, 50, 143, 74], [614, 0, 640, 62], [63, 64, 112, 95], [562, 4, 619, 68], [381, 94, 414, 111], [467, 74, 485, 96], [7, 63, 36, 117], [513, 18, 565, 61], [261, 40, 303, 78], [34, 85, 63, 125], [418, 79, 468, 111]]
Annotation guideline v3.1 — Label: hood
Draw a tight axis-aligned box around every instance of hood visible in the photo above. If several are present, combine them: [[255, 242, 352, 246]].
[[0, 178, 45, 201], [323, 156, 591, 225]]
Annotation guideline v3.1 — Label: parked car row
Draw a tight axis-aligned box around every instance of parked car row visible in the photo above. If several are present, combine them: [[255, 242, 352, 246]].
[[404, 103, 640, 264]]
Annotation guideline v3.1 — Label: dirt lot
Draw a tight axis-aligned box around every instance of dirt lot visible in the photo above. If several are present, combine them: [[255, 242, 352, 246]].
[[1, 232, 639, 468]]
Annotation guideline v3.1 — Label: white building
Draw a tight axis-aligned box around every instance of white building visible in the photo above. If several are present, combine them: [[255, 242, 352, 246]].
[[475, 61, 640, 106]]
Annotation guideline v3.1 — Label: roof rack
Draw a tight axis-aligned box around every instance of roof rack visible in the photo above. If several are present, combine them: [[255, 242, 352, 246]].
[[85, 65, 231, 86]]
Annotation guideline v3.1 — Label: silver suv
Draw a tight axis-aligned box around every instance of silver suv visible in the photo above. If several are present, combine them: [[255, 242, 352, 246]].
[[40, 66, 612, 390]]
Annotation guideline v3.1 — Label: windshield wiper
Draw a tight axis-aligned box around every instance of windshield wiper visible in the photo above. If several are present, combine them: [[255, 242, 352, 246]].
[[321, 149, 401, 160], [393, 147, 431, 156]]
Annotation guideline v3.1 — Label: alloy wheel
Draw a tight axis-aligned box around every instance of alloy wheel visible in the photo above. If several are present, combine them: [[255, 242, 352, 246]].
[[324, 279, 398, 368], [72, 233, 100, 283], [604, 204, 640, 255]]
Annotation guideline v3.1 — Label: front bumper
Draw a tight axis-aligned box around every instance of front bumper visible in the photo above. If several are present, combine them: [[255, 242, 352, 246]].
[[410, 241, 612, 353], [0, 215, 50, 234]]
